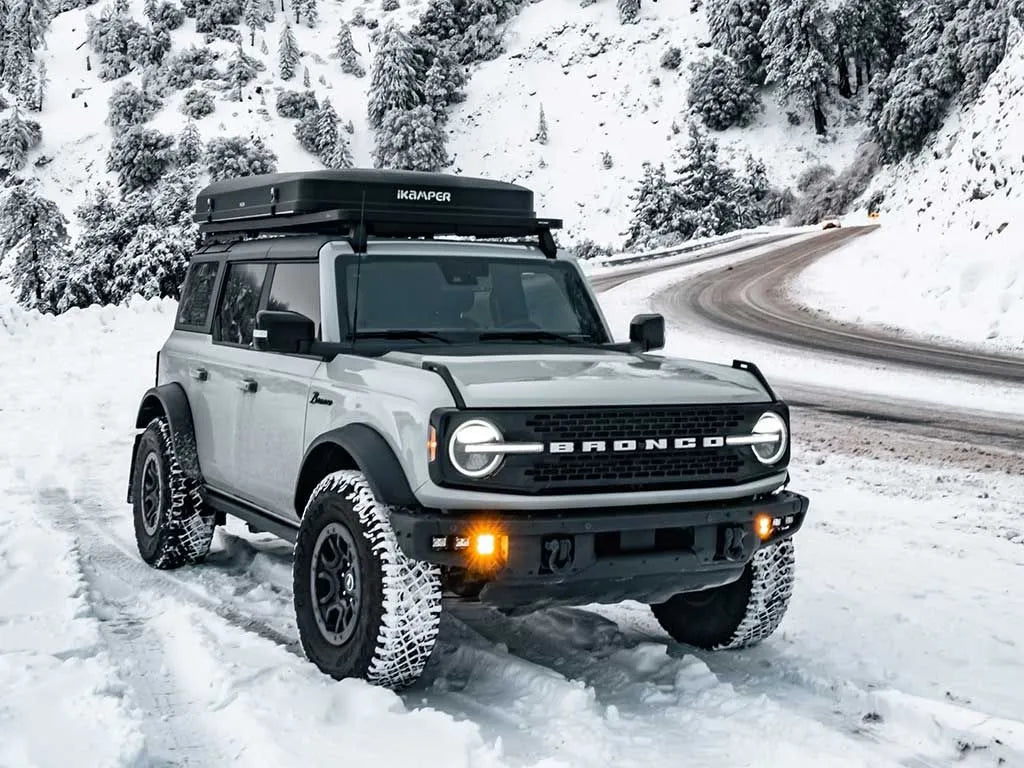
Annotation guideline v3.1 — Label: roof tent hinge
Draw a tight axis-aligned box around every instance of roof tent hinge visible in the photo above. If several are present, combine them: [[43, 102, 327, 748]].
[[269, 186, 278, 216], [205, 197, 214, 223], [351, 220, 368, 253], [538, 227, 557, 259]]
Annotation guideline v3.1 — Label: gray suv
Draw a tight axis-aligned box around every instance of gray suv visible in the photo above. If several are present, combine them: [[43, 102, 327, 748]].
[[128, 170, 808, 688]]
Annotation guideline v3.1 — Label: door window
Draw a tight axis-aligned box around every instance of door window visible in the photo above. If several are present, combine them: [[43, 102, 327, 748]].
[[175, 261, 220, 330], [213, 263, 268, 347], [267, 262, 321, 336]]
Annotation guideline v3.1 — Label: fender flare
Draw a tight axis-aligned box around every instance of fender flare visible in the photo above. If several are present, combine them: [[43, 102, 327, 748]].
[[128, 383, 202, 502], [295, 424, 418, 512]]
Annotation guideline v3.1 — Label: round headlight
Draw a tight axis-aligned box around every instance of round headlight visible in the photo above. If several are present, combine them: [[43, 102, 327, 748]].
[[448, 419, 504, 478], [751, 412, 788, 465]]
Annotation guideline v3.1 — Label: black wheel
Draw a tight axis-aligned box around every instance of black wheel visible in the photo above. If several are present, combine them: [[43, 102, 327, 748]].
[[651, 538, 795, 650], [293, 470, 442, 688], [132, 417, 215, 570]]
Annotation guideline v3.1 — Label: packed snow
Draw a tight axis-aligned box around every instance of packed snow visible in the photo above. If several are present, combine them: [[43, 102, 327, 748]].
[[789, 24, 1024, 355], [1, 267, 1022, 766]]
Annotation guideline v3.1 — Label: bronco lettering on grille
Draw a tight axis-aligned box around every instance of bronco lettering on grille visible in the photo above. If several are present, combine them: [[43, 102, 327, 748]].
[[547, 437, 726, 453]]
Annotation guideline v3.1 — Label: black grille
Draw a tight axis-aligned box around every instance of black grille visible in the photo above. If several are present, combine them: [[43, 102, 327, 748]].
[[432, 403, 789, 496]]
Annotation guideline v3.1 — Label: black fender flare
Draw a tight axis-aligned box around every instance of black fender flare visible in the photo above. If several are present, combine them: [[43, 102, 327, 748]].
[[128, 383, 202, 502], [295, 424, 418, 513]]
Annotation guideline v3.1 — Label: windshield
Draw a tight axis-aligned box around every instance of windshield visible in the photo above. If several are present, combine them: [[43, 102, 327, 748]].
[[335, 254, 610, 346]]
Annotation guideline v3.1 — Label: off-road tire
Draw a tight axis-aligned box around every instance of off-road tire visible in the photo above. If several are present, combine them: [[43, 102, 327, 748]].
[[651, 538, 795, 650], [132, 417, 215, 569], [293, 470, 442, 688]]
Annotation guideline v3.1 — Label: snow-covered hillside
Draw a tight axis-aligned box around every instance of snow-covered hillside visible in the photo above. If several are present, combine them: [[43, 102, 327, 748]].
[[789, 23, 1024, 353], [2, 283, 1023, 767]]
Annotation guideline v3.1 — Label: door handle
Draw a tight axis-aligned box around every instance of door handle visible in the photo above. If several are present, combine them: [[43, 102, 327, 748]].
[[189, 367, 208, 381], [237, 378, 258, 393]]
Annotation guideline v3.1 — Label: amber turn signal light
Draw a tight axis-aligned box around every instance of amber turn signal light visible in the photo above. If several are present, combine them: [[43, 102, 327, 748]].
[[754, 514, 774, 541]]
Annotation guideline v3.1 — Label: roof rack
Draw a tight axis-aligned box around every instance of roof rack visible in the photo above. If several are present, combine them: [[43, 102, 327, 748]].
[[193, 170, 564, 258]]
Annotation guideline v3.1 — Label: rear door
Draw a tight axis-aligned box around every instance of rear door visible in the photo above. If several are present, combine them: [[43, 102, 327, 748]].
[[232, 259, 324, 517]]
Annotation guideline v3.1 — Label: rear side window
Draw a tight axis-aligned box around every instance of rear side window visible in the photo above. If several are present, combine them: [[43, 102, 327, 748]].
[[267, 262, 321, 336], [176, 261, 219, 329], [213, 263, 268, 347]]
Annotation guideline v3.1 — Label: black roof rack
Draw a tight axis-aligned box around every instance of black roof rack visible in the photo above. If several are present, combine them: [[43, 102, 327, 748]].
[[193, 169, 563, 258]]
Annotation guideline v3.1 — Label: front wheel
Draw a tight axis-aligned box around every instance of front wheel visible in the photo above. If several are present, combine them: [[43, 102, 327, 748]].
[[651, 538, 795, 650], [293, 471, 442, 688]]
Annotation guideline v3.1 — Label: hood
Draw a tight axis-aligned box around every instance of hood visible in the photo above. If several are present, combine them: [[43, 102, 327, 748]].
[[382, 350, 771, 408]]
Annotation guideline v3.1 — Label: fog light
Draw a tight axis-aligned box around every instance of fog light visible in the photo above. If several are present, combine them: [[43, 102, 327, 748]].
[[754, 514, 774, 541], [476, 533, 496, 556]]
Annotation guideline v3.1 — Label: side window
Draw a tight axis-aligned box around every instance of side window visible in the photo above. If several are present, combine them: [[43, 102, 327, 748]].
[[176, 261, 219, 329], [267, 262, 321, 336], [213, 263, 268, 347]]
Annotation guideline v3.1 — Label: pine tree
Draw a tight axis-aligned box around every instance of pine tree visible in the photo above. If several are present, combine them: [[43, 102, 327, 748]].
[[113, 223, 193, 300], [372, 105, 448, 171], [178, 121, 203, 165], [312, 98, 351, 166], [303, 65, 310, 87], [107, 82, 162, 136], [762, 0, 834, 135], [671, 123, 743, 239], [144, 0, 157, 20], [412, 0, 461, 42], [334, 20, 365, 76], [0, 181, 70, 312], [17, 65, 40, 111], [107, 126, 176, 191], [260, 37, 269, 54], [10, 0, 53, 55], [227, 43, 262, 100], [617, 0, 639, 24], [298, 0, 317, 27], [367, 22, 421, 128], [706, 0, 770, 85], [0, 107, 42, 171], [534, 104, 548, 143], [623, 162, 675, 249], [279, 21, 299, 79], [243, 0, 265, 45], [422, 57, 450, 122], [687, 53, 758, 130], [204, 135, 278, 180]]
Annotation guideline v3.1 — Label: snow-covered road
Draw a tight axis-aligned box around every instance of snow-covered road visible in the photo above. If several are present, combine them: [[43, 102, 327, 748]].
[[1, 287, 1022, 767]]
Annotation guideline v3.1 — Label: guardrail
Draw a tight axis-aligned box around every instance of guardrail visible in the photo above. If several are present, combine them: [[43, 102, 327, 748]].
[[594, 229, 775, 268]]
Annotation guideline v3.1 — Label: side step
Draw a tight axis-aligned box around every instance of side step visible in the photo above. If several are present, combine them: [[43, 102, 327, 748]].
[[205, 488, 299, 543]]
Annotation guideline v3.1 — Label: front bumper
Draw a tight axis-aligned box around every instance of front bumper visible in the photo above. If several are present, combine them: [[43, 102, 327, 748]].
[[389, 490, 809, 613]]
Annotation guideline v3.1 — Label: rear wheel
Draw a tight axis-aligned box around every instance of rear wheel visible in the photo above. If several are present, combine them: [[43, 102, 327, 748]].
[[651, 538, 795, 649], [293, 471, 442, 688], [132, 417, 215, 569]]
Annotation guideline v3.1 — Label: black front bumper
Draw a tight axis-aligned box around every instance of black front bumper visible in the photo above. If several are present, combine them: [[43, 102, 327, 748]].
[[390, 491, 809, 613]]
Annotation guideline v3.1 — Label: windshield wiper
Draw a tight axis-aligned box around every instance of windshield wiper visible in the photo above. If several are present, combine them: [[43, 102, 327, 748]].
[[354, 330, 453, 344], [478, 330, 591, 344]]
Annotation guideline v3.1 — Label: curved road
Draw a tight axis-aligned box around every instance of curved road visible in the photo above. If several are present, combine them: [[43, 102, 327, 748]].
[[592, 227, 1024, 449]]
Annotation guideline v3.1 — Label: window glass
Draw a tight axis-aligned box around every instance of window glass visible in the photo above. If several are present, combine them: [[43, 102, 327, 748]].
[[176, 261, 219, 328], [337, 255, 607, 344], [267, 262, 321, 336], [213, 263, 268, 346]]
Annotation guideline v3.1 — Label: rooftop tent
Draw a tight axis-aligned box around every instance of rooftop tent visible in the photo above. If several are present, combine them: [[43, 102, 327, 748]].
[[193, 169, 563, 257]]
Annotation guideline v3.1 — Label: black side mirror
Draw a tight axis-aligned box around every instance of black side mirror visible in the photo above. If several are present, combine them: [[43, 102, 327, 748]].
[[629, 313, 664, 352], [254, 310, 315, 354]]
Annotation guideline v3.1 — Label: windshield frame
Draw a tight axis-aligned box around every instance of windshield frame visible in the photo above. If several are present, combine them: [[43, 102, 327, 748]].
[[328, 248, 613, 351]]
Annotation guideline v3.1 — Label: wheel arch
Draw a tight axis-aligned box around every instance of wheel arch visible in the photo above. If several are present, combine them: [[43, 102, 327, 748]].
[[294, 424, 418, 517], [128, 384, 202, 502]]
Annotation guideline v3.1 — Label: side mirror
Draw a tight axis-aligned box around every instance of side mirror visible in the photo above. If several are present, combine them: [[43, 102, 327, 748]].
[[254, 310, 315, 354], [629, 313, 664, 352]]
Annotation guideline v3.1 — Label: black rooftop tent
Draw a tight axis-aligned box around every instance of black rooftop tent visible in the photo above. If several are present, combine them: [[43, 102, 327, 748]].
[[193, 169, 563, 257]]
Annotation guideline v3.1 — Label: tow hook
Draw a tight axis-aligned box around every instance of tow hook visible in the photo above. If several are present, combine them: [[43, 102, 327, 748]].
[[722, 525, 752, 562]]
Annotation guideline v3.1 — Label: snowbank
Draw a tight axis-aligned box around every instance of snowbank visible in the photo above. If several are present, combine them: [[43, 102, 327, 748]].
[[790, 24, 1024, 353]]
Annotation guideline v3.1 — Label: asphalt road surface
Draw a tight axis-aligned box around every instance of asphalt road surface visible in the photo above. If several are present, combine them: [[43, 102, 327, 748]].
[[592, 227, 1024, 454]]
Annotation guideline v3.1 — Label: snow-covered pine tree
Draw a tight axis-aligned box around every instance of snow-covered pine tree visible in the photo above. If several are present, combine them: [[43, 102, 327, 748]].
[[841, 0, 904, 90], [534, 104, 548, 143], [177, 120, 203, 165], [181, 87, 215, 117], [10, 0, 53, 56], [276, 88, 317, 117], [617, 0, 639, 24], [457, 13, 503, 63], [279, 21, 299, 79], [313, 98, 351, 166], [144, 0, 157, 20], [687, 53, 758, 130], [335, 20, 365, 76], [623, 162, 675, 249], [372, 105, 447, 171], [0, 106, 42, 171], [706, 0, 769, 85], [106, 81, 162, 135], [243, 0, 265, 44], [195, 0, 242, 32], [671, 123, 744, 239], [226, 42, 262, 100], [412, 0, 460, 42], [367, 22, 421, 128], [107, 126, 176, 190], [3, 32, 30, 91], [112, 223, 193, 301], [294, 104, 319, 152], [17, 65, 39, 111], [0, 181, 70, 312], [298, 0, 317, 27], [303, 65, 310, 87], [260, 37, 268, 54], [262, 0, 274, 20], [762, 0, 834, 134], [204, 135, 278, 180]]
